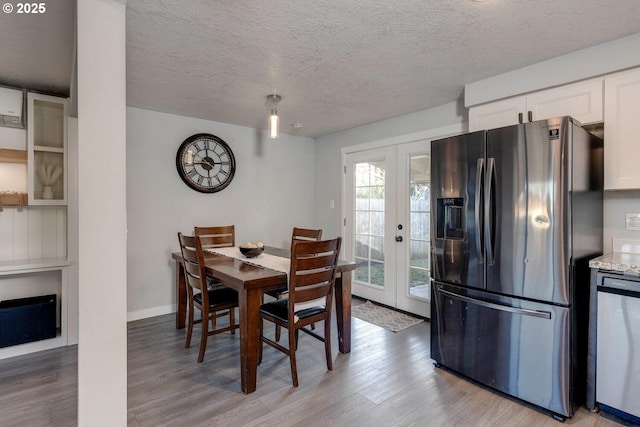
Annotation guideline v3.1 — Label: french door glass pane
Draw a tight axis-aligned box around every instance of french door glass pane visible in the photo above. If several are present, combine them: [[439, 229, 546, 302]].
[[409, 154, 430, 299], [370, 236, 384, 261], [356, 187, 370, 210], [370, 261, 385, 286], [356, 211, 370, 234], [355, 235, 369, 258], [354, 161, 385, 288]]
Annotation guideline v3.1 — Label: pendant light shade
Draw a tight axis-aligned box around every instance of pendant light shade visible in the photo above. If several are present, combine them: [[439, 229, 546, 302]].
[[269, 108, 279, 139], [266, 93, 281, 139]]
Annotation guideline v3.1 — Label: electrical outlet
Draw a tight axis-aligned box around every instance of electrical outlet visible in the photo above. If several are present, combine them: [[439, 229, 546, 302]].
[[626, 213, 640, 231]]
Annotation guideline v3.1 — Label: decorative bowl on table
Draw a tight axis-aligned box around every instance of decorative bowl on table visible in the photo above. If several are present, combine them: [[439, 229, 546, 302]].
[[239, 242, 264, 258]]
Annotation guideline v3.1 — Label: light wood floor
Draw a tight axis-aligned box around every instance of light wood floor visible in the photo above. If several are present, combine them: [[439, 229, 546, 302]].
[[0, 306, 630, 426]]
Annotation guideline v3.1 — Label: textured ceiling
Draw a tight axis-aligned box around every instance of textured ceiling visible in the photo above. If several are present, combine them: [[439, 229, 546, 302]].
[[0, 0, 74, 96], [125, 0, 640, 137], [2, 1, 640, 138]]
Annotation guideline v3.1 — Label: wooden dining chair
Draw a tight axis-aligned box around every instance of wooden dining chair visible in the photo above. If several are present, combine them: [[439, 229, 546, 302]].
[[177, 232, 239, 363], [258, 237, 341, 387], [290, 227, 323, 247], [194, 225, 235, 328], [194, 225, 235, 252], [264, 227, 323, 341]]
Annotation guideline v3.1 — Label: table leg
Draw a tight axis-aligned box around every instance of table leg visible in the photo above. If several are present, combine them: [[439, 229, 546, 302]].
[[175, 259, 186, 329], [335, 270, 352, 354], [238, 287, 261, 394]]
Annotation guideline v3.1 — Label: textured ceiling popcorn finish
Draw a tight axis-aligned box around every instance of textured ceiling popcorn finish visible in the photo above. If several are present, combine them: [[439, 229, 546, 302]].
[[0, 0, 75, 96], [3, 1, 640, 137]]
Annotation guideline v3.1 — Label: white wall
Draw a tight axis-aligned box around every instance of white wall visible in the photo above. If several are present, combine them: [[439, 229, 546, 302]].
[[126, 107, 316, 319], [0, 206, 66, 260], [603, 191, 640, 253], [77, 0, 127, 424], [0, 126, 26, 150], [313, 100, 466, 238], [0, 163, 26, 192]]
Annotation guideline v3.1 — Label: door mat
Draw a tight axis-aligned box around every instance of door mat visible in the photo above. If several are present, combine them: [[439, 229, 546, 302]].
[[352, 300, 424, 332]]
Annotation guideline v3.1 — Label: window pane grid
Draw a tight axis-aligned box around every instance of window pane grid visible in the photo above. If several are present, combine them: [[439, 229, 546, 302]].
[[354, 161, 385, 288], [408, 154, 430, 300]]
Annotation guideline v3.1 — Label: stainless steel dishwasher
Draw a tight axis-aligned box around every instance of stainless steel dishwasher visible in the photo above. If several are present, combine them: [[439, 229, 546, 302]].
[[596, 272, 640, 423]]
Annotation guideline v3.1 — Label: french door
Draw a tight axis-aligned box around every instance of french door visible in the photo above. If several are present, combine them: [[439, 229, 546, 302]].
[[344, 141, 430, 317]]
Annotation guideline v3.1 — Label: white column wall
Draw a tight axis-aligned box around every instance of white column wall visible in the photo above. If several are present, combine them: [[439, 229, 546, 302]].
[[77, 0, 127, 425]]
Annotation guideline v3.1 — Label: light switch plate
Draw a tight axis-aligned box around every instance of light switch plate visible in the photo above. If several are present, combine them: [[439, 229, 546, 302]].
[[625, 213, 640, 231]]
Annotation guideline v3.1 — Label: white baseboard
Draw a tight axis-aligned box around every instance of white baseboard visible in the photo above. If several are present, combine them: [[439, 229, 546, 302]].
[[127, 304, 175, 322], [0, 335, 66, 360]]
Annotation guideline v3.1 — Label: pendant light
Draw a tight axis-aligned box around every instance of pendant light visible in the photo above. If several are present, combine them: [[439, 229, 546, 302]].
[[267, 93, 281, 139]]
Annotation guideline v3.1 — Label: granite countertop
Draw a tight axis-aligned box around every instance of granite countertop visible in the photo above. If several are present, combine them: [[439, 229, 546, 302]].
[[589, 252, 640, 275]]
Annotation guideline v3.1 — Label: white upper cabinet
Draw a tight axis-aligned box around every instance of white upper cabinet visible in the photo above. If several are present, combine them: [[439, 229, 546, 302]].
[[604, 67, 640, 190], [27, 93, 68, 205], [527, 78, 603, 125], [469, 78, 604, 131], [468, 96, 527, 132]]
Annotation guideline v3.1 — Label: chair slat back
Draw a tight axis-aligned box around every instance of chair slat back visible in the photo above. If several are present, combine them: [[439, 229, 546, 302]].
[[195, 225, 235, 250], [291, 227, 322, 251], [178, 233, 207, 294], [288, 238, 341, 307]]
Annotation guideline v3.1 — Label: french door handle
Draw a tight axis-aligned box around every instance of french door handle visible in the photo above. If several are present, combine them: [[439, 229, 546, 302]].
[[395, 236, 403, 242]]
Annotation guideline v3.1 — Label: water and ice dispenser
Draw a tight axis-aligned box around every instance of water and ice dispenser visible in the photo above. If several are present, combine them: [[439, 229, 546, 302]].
[[436, 197, 464, 240]]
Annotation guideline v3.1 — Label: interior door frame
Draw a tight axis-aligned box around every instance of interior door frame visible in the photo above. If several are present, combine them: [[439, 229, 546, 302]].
[[341, 123, 465, 316]]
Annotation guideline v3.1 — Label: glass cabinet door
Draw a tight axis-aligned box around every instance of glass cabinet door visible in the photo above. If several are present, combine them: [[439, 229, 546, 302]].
[[27, 93, 67, 205]]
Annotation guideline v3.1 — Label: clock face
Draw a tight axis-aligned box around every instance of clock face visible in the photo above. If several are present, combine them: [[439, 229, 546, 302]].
[[176, 133, 236, 193]]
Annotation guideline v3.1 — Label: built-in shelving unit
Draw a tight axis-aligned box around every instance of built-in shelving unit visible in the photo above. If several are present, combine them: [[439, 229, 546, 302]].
[[27, 93, 67, 205], [0, 257, 70, 360], [0, 91, 72, 358]]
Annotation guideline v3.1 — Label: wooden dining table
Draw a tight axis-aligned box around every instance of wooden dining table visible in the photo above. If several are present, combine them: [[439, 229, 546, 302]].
[[171, 245, 356, 394]]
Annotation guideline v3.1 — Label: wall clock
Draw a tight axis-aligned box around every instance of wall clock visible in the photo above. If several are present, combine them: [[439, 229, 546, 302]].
[[175, 133, 236, 193]]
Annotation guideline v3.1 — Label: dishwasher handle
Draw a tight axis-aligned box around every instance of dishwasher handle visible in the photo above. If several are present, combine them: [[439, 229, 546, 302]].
[[600, 276, 640, 294]]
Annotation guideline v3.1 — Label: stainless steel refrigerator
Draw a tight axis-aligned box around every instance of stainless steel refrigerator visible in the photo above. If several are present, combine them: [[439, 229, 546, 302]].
[[430, 116, 603, 420]]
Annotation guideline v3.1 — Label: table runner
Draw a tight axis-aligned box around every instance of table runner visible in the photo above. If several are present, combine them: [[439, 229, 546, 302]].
[[205, 247, 290, 274]]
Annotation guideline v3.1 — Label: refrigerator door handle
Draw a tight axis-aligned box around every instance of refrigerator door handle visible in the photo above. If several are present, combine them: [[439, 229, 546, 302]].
[[485, 157, 496, 265], [475, 158, 484, 263], [439, 288, 552, 319]]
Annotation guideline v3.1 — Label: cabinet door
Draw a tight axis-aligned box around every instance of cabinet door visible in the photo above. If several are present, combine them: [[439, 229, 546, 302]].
[[468, 78, 604, 132], [468, 96, 526, 131], [527, 78, 603, 125], [27, 93, 68, 205], [604, 68, 640, 190]]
